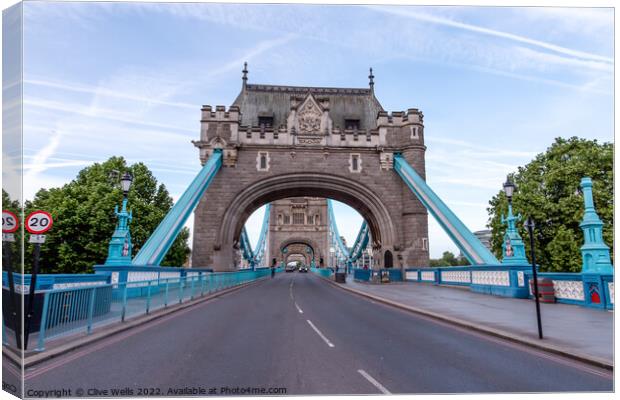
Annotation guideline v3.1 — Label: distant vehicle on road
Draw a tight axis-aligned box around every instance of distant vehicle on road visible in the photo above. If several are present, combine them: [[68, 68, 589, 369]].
[[299, 266, 308, 273], [285, 264, 297, 272]]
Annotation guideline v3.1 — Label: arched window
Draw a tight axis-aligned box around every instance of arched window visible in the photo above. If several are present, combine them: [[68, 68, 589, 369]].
[[384, 250, 393, 269]]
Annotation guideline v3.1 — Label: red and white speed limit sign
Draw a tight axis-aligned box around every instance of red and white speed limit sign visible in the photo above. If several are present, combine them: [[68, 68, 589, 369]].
[[2, 210, 19, 233], [25, 210, 53, 234]]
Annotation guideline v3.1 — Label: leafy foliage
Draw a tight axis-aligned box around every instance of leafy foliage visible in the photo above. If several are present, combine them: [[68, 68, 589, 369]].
[[487, 137, 613, 272], [8, 157, 190, 274], [2, 189, 22, 272], [429, 251, 469, 267]]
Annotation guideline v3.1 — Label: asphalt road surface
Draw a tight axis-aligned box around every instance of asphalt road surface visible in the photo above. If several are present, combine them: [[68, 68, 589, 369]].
[[15, 273, 612, 395]]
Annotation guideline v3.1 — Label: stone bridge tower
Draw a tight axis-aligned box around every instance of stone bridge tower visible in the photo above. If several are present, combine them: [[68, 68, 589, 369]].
[[191, 65, 429, 271], [267, 197, 329, 267]]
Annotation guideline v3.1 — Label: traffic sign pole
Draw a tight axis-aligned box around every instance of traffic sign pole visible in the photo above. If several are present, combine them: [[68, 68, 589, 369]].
[[23, 210, 53, 350], [24, 236, 45, 351]]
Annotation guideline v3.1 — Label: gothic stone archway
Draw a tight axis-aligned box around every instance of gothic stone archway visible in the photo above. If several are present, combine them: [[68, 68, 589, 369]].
[[192, 78, 429, 271], [278, 237, 321, 267]]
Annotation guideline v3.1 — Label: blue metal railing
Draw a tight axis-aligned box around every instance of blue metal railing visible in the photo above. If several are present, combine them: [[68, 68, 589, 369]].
[[33, 269, 272, 351], [311, 267, 333, 278], [352, 268, 401, 282]]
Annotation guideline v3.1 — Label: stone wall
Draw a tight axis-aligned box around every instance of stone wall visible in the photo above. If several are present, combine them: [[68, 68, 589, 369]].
[[191, 95, 430, 271]]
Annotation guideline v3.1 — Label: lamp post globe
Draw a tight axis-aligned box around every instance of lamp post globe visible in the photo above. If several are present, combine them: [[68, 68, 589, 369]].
[[120, 172, 133, 197], [503, 177, 516, 203]]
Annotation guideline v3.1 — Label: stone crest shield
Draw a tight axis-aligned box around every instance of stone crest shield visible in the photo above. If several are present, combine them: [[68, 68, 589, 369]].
[[297, 97, 322, 135]]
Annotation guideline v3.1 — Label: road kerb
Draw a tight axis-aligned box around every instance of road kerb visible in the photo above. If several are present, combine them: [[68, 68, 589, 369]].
[[5, 277, 269, 369], [318, 275, 613, 371]]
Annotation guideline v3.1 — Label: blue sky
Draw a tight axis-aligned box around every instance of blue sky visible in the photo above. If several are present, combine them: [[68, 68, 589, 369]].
[[6, 1, 614, 258]]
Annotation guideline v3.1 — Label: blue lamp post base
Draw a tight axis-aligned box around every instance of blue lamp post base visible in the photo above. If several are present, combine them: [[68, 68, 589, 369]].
[[105, 197, 133, 266]]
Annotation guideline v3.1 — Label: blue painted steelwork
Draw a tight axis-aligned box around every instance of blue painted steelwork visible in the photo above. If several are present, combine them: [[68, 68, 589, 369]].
[[327, 200, 349, 269], [393, 154, 499, 265], [523, 271, 614, 310], [239, 227, 254, 265], [348, 221, 369, 262], [105, 195, 133, 265], [252, 204, 271, 267], [34, 269, 273, 351], [353, 268, 371, 282], [500, 201, 528, 265], [2, 272, 109, 291], [353, 268, 401, 282], [404, 265, 531, 298], [579, 177, 613, 274], [132, 150, 223, 266], [310, 267, 333, 278], [237, 204, 271, 268]]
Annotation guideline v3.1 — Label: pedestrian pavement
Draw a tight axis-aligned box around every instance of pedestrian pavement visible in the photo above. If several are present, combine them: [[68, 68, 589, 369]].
[[339, 275, 613, 366]]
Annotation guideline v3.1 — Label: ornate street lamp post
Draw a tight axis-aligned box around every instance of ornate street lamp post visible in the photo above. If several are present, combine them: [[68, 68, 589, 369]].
[[501, 177, 528, 265], [104, 172, 134, 265], [525, 217, 543, 339]]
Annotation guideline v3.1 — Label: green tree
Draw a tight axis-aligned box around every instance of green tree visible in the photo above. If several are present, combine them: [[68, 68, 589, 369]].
[[429, 251, 469, 267], [487, 137, 613, 272], [2, 189, 23, 272], [22, 157, 190, 274]]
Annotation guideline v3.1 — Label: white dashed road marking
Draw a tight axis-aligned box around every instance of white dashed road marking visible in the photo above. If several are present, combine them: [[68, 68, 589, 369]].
[[306, 320, 334, 348], [357, 369, 391, 394], [294, 302, 303, 314]]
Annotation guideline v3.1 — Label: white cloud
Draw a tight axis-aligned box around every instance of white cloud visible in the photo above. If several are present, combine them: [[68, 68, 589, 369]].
[[24, 129, 63, 178], [368, 6, 612, 64], [24, 78, 197, 110], [24, 98, 196, 133]]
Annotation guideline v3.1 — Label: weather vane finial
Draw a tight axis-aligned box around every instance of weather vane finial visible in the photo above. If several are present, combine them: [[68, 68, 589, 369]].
[[368, 67, 375, 90]]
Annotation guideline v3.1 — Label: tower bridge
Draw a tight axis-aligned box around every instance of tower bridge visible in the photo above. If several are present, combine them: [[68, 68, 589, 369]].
[[191, 66, 430, 271], [132, 64, 499, 271], [6, 67, 613, 395]]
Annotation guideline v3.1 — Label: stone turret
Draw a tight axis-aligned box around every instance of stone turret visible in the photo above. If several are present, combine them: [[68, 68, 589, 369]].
[[193, 105, 240, 166]]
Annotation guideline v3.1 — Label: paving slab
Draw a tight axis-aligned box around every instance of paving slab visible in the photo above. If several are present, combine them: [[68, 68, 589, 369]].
[[339, 276, 613, 365]]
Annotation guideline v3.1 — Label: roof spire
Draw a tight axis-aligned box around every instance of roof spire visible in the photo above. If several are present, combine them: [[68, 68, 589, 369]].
[[368, 67, 375, 92], [242, 62, 248, 88]]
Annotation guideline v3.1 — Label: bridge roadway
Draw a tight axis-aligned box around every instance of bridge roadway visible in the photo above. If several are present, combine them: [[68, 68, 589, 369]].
[[19, 273, 612, 395]]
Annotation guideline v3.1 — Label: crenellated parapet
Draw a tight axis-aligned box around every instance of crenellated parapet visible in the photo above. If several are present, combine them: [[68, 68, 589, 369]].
[[377, 108, 425, 149], [192, 66, 430, 271], [193, 105, 241, 166]]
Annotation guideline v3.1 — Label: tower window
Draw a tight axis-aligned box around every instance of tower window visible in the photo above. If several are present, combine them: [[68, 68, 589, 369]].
[[257, 151, 270, 171], [293, 213, 305, 225], [284, 215, 291, 224], [258, 116, 273, 128], [345, 119, 360, 130], [307, 215, 314, 225], [422, 238, 428, 251], [411, 126, 418, 138], [349, 153, 362, 173]]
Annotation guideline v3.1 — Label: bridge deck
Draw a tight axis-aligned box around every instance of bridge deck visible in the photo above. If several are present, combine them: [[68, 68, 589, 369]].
[[341, 275, 613, 364], [18, 273, 611, 394]]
